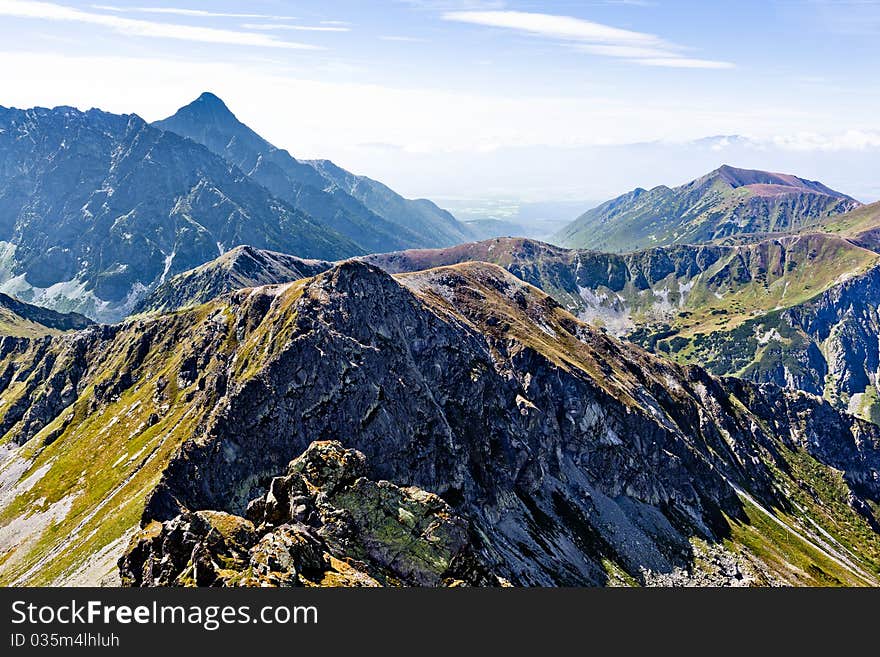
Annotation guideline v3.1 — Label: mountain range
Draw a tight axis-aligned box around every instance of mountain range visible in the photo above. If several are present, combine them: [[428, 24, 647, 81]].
[[554, 165, 861, 253], [155, 93, 471, 254], [0, 95, 472, 322], [2, 260, 878, 586], [2, 94, 880, 588], [362, 219, 880, 424]]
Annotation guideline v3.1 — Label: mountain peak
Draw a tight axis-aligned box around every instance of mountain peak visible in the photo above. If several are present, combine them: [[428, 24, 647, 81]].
[[180, 91, 235, 120], [555, 165, 860, 252], [707, 164, 848, 197]]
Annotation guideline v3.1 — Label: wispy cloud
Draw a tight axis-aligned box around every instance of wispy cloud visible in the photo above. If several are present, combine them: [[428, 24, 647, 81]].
[[398, 1, 505, 9], [241, 23, 351, 33], [443, 10, 734, 69], [0, 0, 322, 49], [603, 0, 657, 7], [91, 5, 298, 20], [380, 35, 428, 42], [772, 130, 880, 151]]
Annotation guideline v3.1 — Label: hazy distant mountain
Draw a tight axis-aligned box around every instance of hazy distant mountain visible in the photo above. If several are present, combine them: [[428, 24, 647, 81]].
[[156, 93, 471, 251], [307, 158, 472, 247], [554, 165, 860, 252], [135, 245, 332, 315], [356, 136, 880, 209], [0, 291, 92, 337], [0, 104, 360, 321]]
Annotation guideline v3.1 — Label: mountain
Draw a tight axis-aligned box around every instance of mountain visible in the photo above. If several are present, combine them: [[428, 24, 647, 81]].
[[1, 261, 878, 586], [155, 93, 472, 252], [663, 263, 880, 424], [364, 235, 880, 421], [134, 245, 332, 315], [554, 165, 861, 253], [305, 158, 472, 247], [810, 200, 880, 251], [0, 292, 92, 337], [0, 104, 361, 322], [364, 234, 877, 334]]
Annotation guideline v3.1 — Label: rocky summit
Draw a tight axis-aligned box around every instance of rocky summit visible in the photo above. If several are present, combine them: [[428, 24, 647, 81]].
[[156, 93, 472, 253], [1, 260, 879, 586]]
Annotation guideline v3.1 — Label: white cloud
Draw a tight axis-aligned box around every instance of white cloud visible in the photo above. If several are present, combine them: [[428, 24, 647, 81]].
[[241, 23, 351, 33], [91, 5, 298, 20], [0, 0, 322, 49], [636, 58, 736, 69], [380, 35, 428, 42], [771, 130, 880, 151], [1, 51, 876, 202], [0, 50, 807, 159], [443, 10, 734, 69]]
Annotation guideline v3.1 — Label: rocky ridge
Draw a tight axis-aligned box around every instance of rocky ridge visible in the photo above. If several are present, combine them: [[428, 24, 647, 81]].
[[0, 261, 878, 586]]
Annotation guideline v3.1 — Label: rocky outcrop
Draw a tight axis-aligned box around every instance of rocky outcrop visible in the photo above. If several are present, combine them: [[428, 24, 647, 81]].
[[120, 441, 503, 587]]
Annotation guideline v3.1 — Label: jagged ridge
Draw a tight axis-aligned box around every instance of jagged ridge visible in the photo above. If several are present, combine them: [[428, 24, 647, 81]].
[[0, 261, 878, 586]]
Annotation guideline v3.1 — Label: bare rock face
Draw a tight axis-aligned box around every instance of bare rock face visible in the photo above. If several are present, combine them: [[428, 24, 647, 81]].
[[120, 441, 505, 587]]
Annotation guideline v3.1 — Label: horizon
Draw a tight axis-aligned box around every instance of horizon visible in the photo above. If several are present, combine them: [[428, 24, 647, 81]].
[[1, 0, 878, 207]]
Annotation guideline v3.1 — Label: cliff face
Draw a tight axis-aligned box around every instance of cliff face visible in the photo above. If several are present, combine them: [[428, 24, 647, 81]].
[[1, 261, 879, 586], [678, 265, 880, 423]]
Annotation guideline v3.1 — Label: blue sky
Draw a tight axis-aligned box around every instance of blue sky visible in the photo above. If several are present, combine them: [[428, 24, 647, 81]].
[[1, 0, 878, 204]]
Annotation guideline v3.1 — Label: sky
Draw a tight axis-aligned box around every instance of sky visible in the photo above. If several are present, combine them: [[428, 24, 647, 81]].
[[0, 0, 878, 209]]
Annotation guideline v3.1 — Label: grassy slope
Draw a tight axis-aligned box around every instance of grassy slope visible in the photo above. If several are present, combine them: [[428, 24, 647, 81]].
[[811, 200, 880, 237], [0, 307, 62, 338], [0, 282, 307, 585], [659, 233, 878, 338]]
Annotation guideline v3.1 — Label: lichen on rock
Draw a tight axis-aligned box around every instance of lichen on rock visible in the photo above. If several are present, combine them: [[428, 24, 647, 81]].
[[119, 441, 505, 587]]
